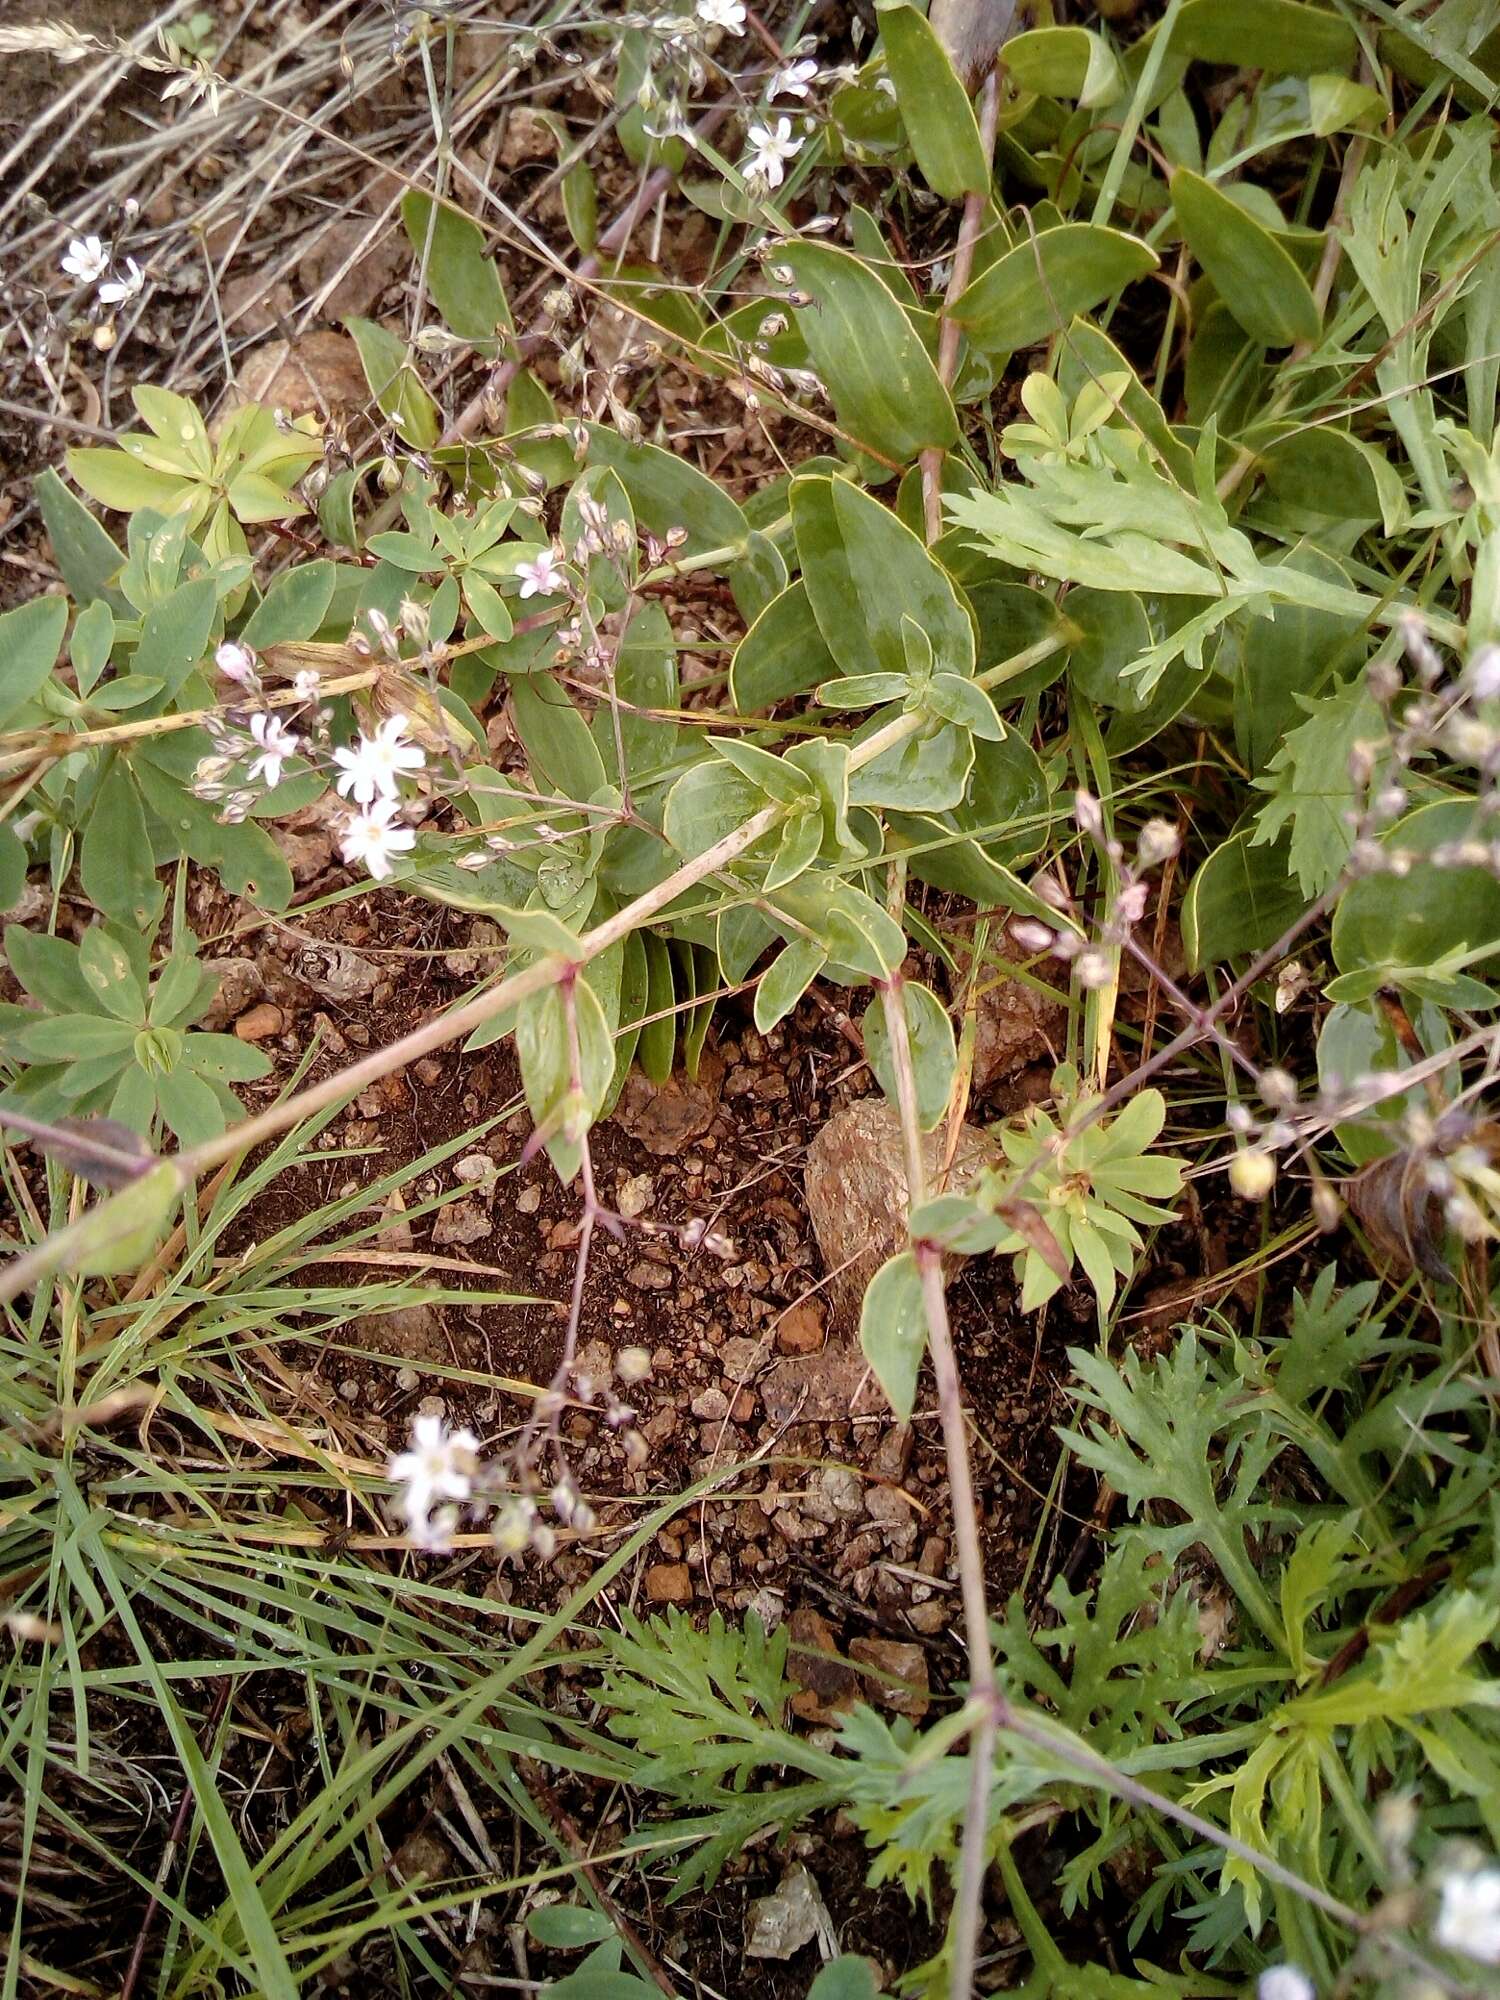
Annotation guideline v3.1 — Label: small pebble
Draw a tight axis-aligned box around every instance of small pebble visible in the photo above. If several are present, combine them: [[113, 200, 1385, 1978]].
[[234, 1001, 284, 1042]]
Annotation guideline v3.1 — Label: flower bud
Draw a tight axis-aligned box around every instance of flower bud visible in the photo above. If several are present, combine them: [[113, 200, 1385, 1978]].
[[1229, 1150, 1276, 1200]]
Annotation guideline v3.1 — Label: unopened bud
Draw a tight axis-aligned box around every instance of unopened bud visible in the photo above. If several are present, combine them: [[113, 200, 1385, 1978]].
[[1136, 818, 1180, 867], [1229, 1149, 1277, 1200]]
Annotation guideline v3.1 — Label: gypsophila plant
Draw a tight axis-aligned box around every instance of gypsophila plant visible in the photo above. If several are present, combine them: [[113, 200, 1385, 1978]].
[[8, 0, 1500, 1993]]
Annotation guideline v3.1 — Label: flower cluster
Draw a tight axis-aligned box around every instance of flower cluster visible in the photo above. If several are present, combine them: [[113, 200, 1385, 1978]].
[[1436, 1862, 1500, 1964], [195, 638, 427, 881], [388, 1414, 479, 1550], [385, 1347, 654, 1560], [61, 233, 144, 308]]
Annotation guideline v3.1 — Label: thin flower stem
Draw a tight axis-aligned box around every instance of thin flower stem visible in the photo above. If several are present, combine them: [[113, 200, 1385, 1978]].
[[0, 667, 379, 775], [920, 69, 1002, 545], [878, 949, 999, 1995]]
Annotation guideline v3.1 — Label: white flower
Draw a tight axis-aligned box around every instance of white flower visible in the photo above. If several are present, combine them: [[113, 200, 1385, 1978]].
[[61, 234, 108, 284], [244, 711, 299, 788], [770, 58, 818, 99], [292, 669, 321, 701], [1464, 645, 1500, 701], [215, 640, 256, 683], [1436, 1866, 1500, 1964], [339, 797, 416, 881], [332, 713, 425, 805], [745, 117, 803, 189], [97, 256, 144, 306], [696, 0, 746, 29], [388, 1414, 479, 1549], [1258, 1970, 1315, 2000], [515, 547, 566, 599]]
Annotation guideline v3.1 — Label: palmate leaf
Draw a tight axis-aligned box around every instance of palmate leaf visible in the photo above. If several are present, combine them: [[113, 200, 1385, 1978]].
[[946, 432, 1376, 693], [995, 1538, 1204, 1764], [1250, 680, 1384, 895], [1062, 1336, 1292, 1646]]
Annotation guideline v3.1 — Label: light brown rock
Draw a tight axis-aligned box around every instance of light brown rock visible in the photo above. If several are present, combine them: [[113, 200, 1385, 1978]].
[[234, 1001, 284, 1042], [850, 1636, 930, 1720], [954, 936, 1067, 1092], [775, 1299, 826, 1354], [803, 1098, 999, 1324], [200, 956, 265, 1031], [229, 329, 370, 417], [432, 1199, 491, 1247], [612, 1045, 724, 1156], [296, 216, 406, 322], [644, 1561, 693, 1605], [787, 1607, 859, 1724]]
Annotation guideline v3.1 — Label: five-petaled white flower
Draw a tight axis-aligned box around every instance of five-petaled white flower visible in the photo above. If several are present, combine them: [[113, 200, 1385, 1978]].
[[388, 1414, 479, 1549], [515, 547, 566, 599], [244, 711, 299, 788], [339, 797, 417, 881], [61, 235, 108, 284], [745, 117, 803, 189], [1436, 1866, 1500, 1965], [332, 713, 426, 806], [215, 640, 256, 683], [696, 0, 746, 29], [97, 256, 145, 306], [770, 58, 818, 99], [1257, 1969, 1315, 2000]]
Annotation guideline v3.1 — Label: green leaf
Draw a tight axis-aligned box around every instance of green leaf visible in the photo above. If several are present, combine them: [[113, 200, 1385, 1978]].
[[754, 937, 828, 1033], [1171, 168, 1320, 347], [878, 0, 988, 198], [952, 226, 1159, 353], [793, 477, 975, 682], [400, 192, 513, 356], [463, 571, 514, 644], [79, 925, 146, 1022], [1332, 801, 1500, 978], [865, 981, 957, 1131], [155, 1064, 226, 1147], [182, 1032, 272, 1082], [860, 1250, 927, 1421], [776, 243, 958, 464], [66, 448, 193, 517], [510, 674, 608, 807], [133, 577, 218, 698], [1181, 828, 1304, 970], [0, 595, 67, 731], [663, 760, 766, 862], [71, 1161, 186, 1278], [239, 560, 336, 649], [1169, 0, 1358, 76], [730, 580, 839, 712], [5, 926, 96, 1014], [808, 1959, 882, 2000], [1003, 25, 1123, 105], [639, 932, 677, 1083], [609, 602, 678, 777], [515, 976, 614, 1182], [345, 317, 441, 448], [849, 714, 974, 813], [527, 1905, 615, 1950], [15, 1015, 137, 1061], [763, 807, 824, 892], [582, 426, 748, 560], [0, 825, 23, 911], [35, 468, 127, 609], [81, 764, 161, 928], [1252, 681, 1382, 896]]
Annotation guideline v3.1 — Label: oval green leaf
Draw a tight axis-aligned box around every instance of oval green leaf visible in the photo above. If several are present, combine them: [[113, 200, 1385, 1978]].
[[1170, 168, 1320, 348], [952, 224, 1159, 353], [776, 242, 957, 464], [878, 0, 988, 197]]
